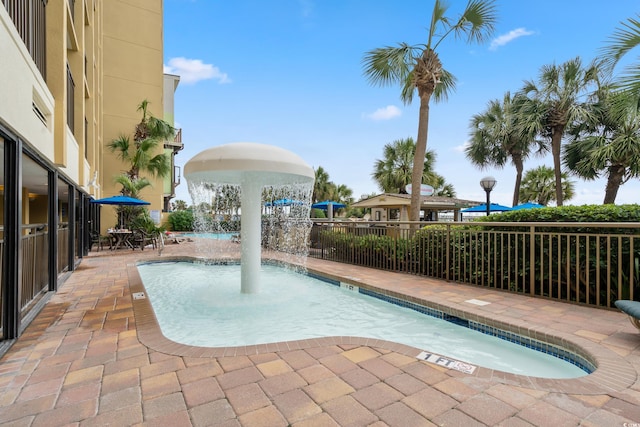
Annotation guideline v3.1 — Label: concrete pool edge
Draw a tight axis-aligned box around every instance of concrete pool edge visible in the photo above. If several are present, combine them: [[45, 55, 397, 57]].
[[127, 256, 637, 395]]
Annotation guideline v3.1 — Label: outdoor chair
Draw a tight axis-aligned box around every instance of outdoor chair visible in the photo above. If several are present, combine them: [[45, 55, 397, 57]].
[[615, 300, 640, 331], [90, 230, 113, 251], [132, 229, 157, 250]]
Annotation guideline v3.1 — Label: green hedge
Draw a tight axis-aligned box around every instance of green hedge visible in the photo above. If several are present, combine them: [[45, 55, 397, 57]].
[[313, 206, 640, 308]]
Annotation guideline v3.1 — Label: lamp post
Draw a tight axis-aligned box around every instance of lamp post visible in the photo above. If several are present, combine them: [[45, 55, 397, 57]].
[[479, 176, 497, 216]]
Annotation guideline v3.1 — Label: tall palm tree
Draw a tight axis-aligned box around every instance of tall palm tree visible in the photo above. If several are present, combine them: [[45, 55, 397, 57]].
[[467, 92, 543, 207], [518, 57, 602, 206], [108, 99, 173, 187], [564, 89, 640, 204], [363, 0, 497, 221], [601, 15, 640, 98], [312, 166, 332, 203], [372, 137, 437, 193], [519, 165, 575, 206]]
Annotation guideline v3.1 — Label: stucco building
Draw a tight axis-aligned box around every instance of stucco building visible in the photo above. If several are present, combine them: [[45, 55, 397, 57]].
[[0, 0, 181, 341]]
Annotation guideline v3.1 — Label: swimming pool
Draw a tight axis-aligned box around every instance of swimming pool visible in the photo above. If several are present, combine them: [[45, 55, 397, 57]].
[[136, 260, 591, 379], [179, 232, 237, 240]]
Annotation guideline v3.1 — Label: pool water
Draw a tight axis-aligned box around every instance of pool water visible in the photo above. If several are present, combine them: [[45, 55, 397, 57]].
[[179, 232, 237, 240], [137, 261, 588, 379]]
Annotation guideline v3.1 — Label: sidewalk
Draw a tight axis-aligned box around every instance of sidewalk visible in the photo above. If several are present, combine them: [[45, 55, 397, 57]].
[[0, 241, 638, 426]]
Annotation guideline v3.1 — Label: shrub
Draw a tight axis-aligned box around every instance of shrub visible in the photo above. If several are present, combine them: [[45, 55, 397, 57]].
[[167, 209, 194, 231]]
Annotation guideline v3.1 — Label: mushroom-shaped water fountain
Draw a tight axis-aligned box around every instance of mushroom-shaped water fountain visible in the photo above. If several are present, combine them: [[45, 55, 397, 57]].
[[184, 143, 315, 293]]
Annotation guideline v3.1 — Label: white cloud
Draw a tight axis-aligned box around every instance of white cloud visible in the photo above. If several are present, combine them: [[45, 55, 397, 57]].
[[164, 57, 231, 84], [363, 105, 401, 121], [489, 28, 535, 51], [453, 141, 470, 153]]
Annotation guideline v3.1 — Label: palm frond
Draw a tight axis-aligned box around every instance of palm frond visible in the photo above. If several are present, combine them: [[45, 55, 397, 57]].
[[427, 0, 450, 48], [456, 0, 498, 44], [362, 44, 417, 87], [147, 154, 171, 178], [107, 136, 132, 162], [600, 15, 640, 71], [146, 116, 175, 140], [433, 68, 456, 102]]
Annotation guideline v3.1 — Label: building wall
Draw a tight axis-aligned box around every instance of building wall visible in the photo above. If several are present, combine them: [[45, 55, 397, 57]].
[[100, 0, 166, 230], [1, 0, 171, 231], [0, 5, 55, 160], [162, 74, 180, 197]]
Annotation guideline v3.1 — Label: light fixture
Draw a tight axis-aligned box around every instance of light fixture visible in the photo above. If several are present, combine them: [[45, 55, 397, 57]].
[[87, 170, 98, 187], [479, 176, 497, 216]]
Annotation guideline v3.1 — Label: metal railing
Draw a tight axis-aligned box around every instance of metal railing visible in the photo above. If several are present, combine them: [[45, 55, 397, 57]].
[[67, 63, 75, 133], [309, 220, 640, 309], [58, 223, 69, 274], [0, 236, 3, 331], [21, 224, 49, 312], [1, 0, 47, 78]]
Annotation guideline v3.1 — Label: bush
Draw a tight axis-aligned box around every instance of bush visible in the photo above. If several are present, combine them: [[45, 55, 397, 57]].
[[469, 204, 640, 305], [311, 208, 326, 219], [482, 204, 640, 229], [167, 209, 194, 231]]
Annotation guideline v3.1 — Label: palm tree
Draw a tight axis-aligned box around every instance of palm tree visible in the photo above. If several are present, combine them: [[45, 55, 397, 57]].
[[372, 137, 437, 193], [430, 175, 456, 198], [328, 184, 354, 206], [564, 89, 640, 204], [108, 99, 173, 187], [467, 92, 543, 207], [518, 57, 602, 206], [601, 15, 640, 98], [112, 175, 152, 228], [362, 0, 497, 221], [519, 165, 575, 206], [171, 200, 189, 211], [312, 166, 333, 203]]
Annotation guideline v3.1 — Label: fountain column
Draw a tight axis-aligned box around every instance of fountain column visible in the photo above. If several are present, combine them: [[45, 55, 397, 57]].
[[240, 178, 261, 293], [184, 142, 315, 294]]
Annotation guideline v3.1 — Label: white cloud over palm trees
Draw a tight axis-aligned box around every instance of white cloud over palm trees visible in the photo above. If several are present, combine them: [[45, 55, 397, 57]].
[[163, 57, 231, 84], [490, 28, 535, 51], [363, 105, 402, 120]]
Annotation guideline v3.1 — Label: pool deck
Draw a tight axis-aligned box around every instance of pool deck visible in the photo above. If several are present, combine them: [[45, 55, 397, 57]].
[[1, 240, 639, 426]]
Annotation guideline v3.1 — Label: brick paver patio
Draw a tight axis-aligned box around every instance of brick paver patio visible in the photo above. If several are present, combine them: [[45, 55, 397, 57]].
[[0, 239, 639, 426]]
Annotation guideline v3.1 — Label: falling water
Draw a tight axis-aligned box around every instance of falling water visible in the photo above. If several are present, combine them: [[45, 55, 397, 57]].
[[187, 180, 314, 266], [183, 143, 316, 293]]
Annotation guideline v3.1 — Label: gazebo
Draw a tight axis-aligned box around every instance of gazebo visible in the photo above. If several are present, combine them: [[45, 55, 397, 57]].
[[351, 193, 482, 222]]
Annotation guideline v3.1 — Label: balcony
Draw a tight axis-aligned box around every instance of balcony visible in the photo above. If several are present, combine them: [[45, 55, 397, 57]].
[[164, 128, 184, 151], [2, 0, 47, 79]]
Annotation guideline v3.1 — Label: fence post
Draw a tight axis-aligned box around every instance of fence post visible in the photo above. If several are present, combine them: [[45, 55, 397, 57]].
[[446, 223, 451, 281], [530, 225, 535, 295]]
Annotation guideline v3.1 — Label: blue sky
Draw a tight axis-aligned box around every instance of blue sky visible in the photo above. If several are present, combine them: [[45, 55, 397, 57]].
[[163, 0, 639, 207]]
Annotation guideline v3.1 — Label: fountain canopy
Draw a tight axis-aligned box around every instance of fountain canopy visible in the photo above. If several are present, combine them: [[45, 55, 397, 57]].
[[183, 142, 315, 294], [184, 142, 315, 185]]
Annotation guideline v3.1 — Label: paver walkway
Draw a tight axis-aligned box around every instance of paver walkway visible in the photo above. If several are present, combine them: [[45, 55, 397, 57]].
[[0, 240, 639, 426]]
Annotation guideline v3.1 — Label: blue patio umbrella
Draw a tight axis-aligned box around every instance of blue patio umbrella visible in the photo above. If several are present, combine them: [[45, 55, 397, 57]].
[[311, 200, 346, 210], [461, 203, 513, 213], [312, 200, 346, 221], [264, 198, 303, 207], [90, 195, 150, 206], [511, 202, 545, 210], [91, 195, 150, 228]]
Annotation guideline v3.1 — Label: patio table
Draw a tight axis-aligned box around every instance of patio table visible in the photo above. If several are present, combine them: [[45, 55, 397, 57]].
[[109, 230, 133, 250]]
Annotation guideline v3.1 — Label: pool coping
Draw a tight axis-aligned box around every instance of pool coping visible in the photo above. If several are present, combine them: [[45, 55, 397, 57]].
[[127, 256, 637, 395]]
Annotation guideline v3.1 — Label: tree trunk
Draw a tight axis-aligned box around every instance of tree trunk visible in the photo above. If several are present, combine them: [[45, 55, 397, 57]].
[[551, 126, 564, 206], [410, 93, 432, 222], [603, 164, 625, 204], [512, 153, 524, 207]]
